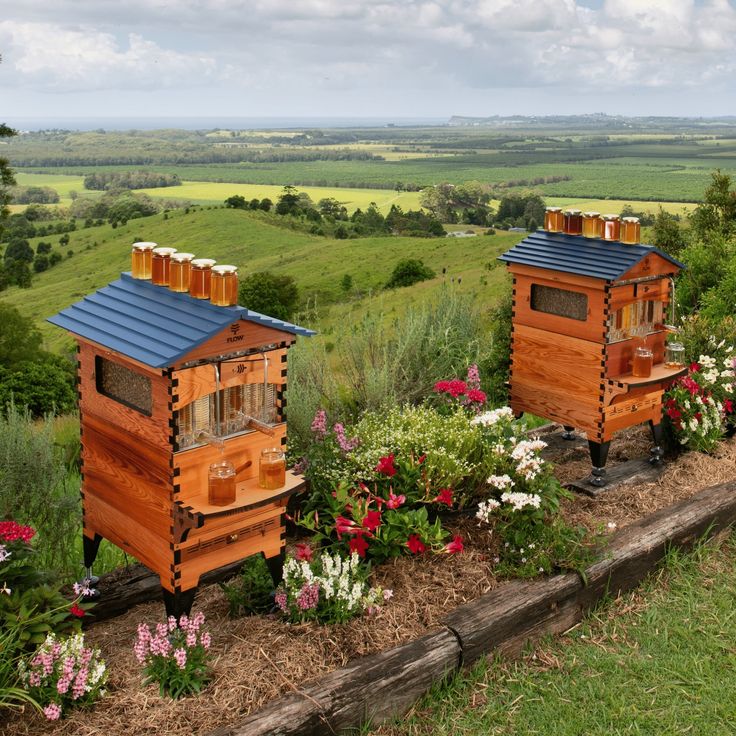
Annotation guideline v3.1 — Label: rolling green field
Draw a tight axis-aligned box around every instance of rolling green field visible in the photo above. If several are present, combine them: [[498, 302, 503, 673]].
[[10, 172, 693, 219], [2, 207, 519, 352]]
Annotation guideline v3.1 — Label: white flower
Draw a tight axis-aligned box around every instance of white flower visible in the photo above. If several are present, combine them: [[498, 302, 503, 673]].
[[688, 419, 699, 432], [1, 582, 10, 595], [720, 370, 735, 379], [487, 474, 514, 490], [699, 355, 716, 369], [702, 370, 719, 383], [476, 499, 501, 523], [500, 491, 542, 511], [724, 384, 734, 394], [383, 589, 393, 601], [471, 406, 514, 427], [607, 522, 617, 530], [0, 545, 10, 563]]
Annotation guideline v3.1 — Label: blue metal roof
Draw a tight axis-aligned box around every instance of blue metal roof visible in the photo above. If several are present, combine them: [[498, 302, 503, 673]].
[[48, 272, 316, 368], [498, 231, 685, 281]]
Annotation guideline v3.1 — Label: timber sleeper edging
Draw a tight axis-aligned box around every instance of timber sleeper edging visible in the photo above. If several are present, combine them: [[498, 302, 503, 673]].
[[210, 479, 736, 736]]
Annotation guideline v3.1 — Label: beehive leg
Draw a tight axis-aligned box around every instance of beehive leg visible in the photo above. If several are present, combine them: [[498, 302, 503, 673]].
[[587, 440, 611, 487], [263, 550, 285, 586], [82, 533, 103, 584], [162, 587, 198, 619], [648, 420, 664, 465]]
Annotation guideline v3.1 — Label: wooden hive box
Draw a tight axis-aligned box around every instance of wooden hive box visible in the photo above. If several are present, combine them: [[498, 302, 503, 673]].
[[49, 272, 315, 615], [499, 231, 686, 486]]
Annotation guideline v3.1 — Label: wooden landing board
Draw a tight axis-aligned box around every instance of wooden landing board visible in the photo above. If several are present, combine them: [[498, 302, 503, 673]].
[[566, 457, 665, 497]]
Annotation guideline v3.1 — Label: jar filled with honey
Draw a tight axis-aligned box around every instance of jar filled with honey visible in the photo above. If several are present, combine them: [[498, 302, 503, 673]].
[[620, 217, 641, 245], [632, 345, 653, 378], [131, 242, 156, 280], [259, 448, 286, 490], [210, 265, 239, 307], [601, 214, 621, 241], [544, 207, 564, 233], [169, 252, 194, 293], [208, 459, 236, 506], [563, 209, 583, 236], [189, 258, 217, 299], [151, 247, 177, 286], [582, 212, 600, 239]]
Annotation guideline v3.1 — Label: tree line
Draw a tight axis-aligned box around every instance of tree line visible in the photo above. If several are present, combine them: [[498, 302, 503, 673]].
[[83, 171, 181, 191]]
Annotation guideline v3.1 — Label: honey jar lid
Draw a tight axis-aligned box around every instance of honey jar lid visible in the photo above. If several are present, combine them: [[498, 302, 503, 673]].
[[212, 264, 238, 274], [565, 209, 582, 215], [602, 214, 620, 220], [622, 216, 640, 223], [171, 252, 195, 262], [545, 206, 562, 212], [152, 247, 178, 256], [132, 241, 157, 251], [583, 211, 600, 218], [191, 258, 217, 267]]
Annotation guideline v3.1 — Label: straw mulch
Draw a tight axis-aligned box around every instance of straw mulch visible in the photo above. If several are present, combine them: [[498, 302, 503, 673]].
[[5, 432, 734, 736]]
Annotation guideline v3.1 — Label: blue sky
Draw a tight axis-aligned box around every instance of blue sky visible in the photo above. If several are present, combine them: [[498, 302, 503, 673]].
[[1, 0, 735, 121]]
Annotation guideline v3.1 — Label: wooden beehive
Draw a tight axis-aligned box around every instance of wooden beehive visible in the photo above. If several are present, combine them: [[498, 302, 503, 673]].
[[499, 231, 686, 486], [49, 272, 315, 614]]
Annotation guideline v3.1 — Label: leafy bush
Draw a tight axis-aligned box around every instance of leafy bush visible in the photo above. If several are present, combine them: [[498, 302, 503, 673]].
[[385, 258, 435, 289], [238, 270, 299, 321], [0, 354, 77, 417], [479, 279, 513, 406], [19, 632, 107, 720], [134, 612, 212, 699], [0, 616, 41, 714], [274, 551, 389, 624], [219, 555, 274, 617]]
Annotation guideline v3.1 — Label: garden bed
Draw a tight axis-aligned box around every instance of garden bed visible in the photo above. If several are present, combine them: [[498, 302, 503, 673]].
[[5, 427, 735, 736]]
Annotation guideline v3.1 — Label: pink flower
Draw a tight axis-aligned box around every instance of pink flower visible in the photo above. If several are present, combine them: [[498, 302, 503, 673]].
[[43, 704, 62, 721], [200, 632, 212, 650], [386, 491, 406, 509], [375, 454, 397, 477], [310, 409, 327, 437], [294, 542, 313, 562], [466, 364, 481, 390], [335, 515, 359, 539], [274, 591, 288, 612], [296, 582, 320, 610], [174, 648, 187, 670], [445, 535, 464, 554], [349, 533, 370, 558], [407, 535, 427, 554], [434, 488, 454, 506], [333, 423, 360, 453], [362, 510, 382, 533]]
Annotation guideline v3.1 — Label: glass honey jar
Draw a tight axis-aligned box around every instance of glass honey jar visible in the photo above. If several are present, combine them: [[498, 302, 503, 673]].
[[620, 217, 641, 245], [131, 242, 156, 280], [151, 247, 177, 286], [259, 448, 286, 490], [601, 214, 620, 241], [632, 345, 653, 378], [208, 459, 236, 506], [563, 209, 583, 235], [544, 207, 564, 233], [189, 258, 217, 299], [582, 212, 601, 239], [169, 252, 194, 293], [210, 265, 239, 307], [664, 341, 685, 369]]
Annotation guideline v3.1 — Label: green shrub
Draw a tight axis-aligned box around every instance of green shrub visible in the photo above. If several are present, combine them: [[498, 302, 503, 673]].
[[0, 354, 76, 418], [219, 556, 274, 617], [238, 270, 299, 321], [385, 258, 435, 289], [480, 277, 513, 407]]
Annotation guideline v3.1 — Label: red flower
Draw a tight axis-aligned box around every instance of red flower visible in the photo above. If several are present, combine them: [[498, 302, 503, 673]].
[[725, 399, 734, 415], [386, 491, 406, 509], [295, 543, 313, 562], [362, 510, 382, 533], [0, 521, 36, 544], [69, 603, 85, 618], [434, 381, 451, 393], [666, 407, 681, 420], [335, 515, 358, 539], [434, 379, 467, 397], [466, 389, 487, 404], [375, 454, 397, 477], [407, 534, 427, 554], [349, 534, 369, 558], [445, 535, 464, 554], [417, 454, 426, 465], [434, 488, 454, 507], [689, 362, 701, 373]]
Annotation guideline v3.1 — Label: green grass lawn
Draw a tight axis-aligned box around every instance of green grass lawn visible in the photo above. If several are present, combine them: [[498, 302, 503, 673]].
[[370, 532, 736, 736], [2, 207, 520, 352]]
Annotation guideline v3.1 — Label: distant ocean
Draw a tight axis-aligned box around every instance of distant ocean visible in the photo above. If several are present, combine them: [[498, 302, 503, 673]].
[[4, 116, 447, 132]]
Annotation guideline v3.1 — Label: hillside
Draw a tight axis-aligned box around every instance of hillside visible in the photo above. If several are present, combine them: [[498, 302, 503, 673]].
[[2, 207, 521, 352]]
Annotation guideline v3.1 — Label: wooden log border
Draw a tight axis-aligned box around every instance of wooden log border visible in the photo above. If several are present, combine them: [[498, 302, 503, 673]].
[[210, 479, 736, 736]]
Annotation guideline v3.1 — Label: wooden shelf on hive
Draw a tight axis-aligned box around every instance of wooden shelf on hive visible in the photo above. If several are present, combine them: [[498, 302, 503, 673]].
[[174, 471, 306, 529], [609, 363, 688, 388]]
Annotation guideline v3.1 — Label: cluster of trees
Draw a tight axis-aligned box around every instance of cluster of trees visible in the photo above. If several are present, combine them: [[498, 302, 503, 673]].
[[8, 185, 60, 204], [226, 186, 445, 238], [420, 181, 493, 225], [0, 304, 76, 417], [495, 192, 546, 231], [69, 190, 161, 226], [83, 171, 181, 191], [1, 235, 66, 289], [1, 211, 77, 245]]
